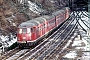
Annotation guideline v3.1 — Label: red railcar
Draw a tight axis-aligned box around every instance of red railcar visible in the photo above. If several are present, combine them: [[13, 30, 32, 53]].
[[17, 7, 70, 47]]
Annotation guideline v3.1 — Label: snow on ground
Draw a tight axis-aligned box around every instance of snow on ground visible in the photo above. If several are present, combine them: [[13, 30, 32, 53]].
[[63, 51, 77, 59], [63, 38, 87, 58], [63, 33, 90, 60], [0, 35, 17, 48], [63, 11, 90, 60], [28, 1, 46, 15], [0, 35, 17, 53]]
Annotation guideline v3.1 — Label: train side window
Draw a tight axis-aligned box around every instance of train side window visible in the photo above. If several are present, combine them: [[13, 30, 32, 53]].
[[49, 20, 54, 25], [31, 27, 35, 33]]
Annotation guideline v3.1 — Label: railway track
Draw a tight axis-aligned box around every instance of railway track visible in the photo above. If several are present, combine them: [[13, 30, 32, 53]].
[[1, 46, 35, 60], [26, 17, 78, 60], [1, 14, 78, 60], [1, 47, 20, 59]]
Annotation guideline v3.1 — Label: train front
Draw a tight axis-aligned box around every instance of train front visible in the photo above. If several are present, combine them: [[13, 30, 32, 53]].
[[17, 22, 34, 46], [17, 27, 31, 43]]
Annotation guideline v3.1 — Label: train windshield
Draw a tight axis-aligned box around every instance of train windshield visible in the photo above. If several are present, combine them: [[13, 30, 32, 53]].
[[19, 29, 22, 34], [27, 28, 31, 33], [23, 28, 27, 33], [18, 28, 31, 34]]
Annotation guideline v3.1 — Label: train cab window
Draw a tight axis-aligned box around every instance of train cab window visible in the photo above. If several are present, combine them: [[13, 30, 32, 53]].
[[27, 28, 31, 33], [18, 28, 26, 34], [22, 28, 27, 33], [19, 29, 22, 34]]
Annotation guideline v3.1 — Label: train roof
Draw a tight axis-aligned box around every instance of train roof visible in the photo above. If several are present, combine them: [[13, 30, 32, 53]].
[[35, 15, 54, 23], [42, 15, 55, 20], [18, 15, 54, 28], [18, 22, 36, 28], [26, 20, 40, 26], [34, 16, 46, 23], [18, 7, 70, 28]]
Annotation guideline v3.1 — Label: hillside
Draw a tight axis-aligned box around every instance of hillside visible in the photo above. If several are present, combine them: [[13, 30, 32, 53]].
[[0, 0, 67, 36]]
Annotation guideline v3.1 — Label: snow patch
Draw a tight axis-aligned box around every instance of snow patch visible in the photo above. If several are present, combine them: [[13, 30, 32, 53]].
[[0, 35, 17, 48], [63, 51, 77, 59]]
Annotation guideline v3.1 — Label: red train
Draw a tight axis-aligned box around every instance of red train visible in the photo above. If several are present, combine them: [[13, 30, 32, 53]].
[[17, 7, 70, 47]]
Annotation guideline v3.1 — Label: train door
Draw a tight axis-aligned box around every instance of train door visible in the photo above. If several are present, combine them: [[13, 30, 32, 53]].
[[56, 16, 60, 26], [44, 23, 47, 34], [31, 27, 36, 41], [58, 15, 62, 24], [41, 25, 43, 36], [36, 27, 40, 38], [47, 21, 50, 31], [60, 13, 64, 23], [42, 23, 45, 35], [41, 24, 44, 36], [42, 24, 44, 35], [39, 25, 42, 36], [38, 26, 41, 37], [48, 21, 51, 31], [45, 22, 48, 33], [27, 28, 31, 41], [48, 19, 55, 30]]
